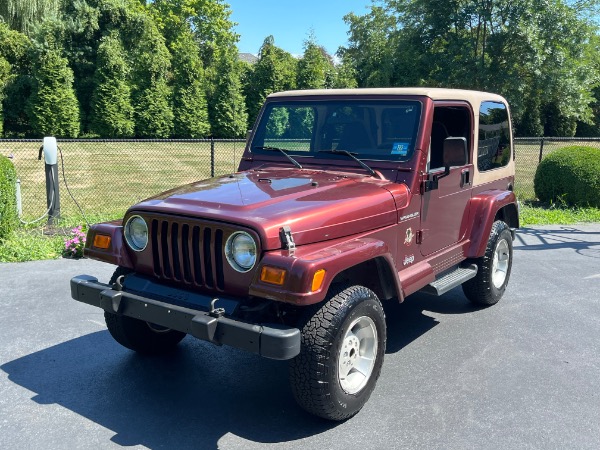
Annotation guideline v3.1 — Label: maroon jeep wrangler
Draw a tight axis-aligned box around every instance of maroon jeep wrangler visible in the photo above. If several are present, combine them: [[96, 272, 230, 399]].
[[71, 88, 518, 420]]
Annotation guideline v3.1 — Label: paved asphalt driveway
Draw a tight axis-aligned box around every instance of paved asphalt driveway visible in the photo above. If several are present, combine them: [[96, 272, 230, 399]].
[[1, 224, 599, 450]]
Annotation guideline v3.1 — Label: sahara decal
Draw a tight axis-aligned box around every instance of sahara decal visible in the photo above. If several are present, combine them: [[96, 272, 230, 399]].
[[399, 212, 419, 222]]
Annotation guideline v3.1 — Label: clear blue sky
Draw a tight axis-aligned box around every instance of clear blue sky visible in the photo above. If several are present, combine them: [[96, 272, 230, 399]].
[[226, 0, 372, 56]]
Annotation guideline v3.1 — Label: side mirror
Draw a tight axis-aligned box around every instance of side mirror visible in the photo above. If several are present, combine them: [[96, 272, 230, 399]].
[[245, 129, 252, 145], [442, 137, 468, 169], [422, 137, 468, 193]]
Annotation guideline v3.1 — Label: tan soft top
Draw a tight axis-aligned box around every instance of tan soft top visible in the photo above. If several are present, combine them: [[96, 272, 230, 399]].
[[267, 87, 508, 109]]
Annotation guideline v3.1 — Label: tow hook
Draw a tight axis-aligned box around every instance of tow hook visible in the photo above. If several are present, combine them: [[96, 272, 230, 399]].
[[209, 298, 226, 318], [113, 275, 125, 291]]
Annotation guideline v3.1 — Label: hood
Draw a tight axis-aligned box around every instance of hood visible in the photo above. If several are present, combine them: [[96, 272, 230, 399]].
[[131, 168, 407, 250]]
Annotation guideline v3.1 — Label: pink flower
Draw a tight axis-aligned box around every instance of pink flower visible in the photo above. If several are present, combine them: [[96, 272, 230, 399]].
[[62, 225, 87, 257]]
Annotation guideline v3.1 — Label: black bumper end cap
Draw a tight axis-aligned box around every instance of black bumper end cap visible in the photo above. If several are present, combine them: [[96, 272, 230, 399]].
[[260, 325, 301, 360]]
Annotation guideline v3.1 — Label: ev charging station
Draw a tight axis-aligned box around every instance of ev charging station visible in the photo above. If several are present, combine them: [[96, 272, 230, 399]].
[[39, 136, 60, 224]]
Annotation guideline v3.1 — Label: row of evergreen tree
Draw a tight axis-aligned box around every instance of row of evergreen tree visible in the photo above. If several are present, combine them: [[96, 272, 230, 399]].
[[0, 0, 353, 139]]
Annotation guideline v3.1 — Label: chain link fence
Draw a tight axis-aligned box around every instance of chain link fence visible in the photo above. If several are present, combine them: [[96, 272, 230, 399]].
[[0, 139, 246, 222], [1, 137, 599, 224]]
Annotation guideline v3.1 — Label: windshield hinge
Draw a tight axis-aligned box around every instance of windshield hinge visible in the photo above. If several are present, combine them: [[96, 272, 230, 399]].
[[279, 226, 296, 254]]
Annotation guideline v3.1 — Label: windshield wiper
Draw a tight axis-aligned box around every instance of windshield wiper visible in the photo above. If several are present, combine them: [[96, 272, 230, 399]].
[[318, 149, 377, 177], [253, 146, 303, 169]]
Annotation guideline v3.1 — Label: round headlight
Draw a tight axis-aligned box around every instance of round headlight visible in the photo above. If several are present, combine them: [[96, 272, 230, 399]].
[[226, 231, 257, 272], [124, 215, 148, 252]]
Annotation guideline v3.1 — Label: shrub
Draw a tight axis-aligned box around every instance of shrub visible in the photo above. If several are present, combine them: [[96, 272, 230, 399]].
[[534, 146, 600, 207], [0, 155, 18, 240]]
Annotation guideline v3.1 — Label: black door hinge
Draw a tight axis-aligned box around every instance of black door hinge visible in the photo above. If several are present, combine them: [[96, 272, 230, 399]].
[[416, 230, 423, 244]]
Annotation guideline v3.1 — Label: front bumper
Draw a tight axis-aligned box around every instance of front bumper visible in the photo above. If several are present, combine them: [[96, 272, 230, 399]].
[[70, 275, 300, 360]]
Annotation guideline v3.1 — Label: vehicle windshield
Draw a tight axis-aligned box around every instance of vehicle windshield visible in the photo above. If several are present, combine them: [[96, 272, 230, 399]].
[[251, 99, 422, 162]]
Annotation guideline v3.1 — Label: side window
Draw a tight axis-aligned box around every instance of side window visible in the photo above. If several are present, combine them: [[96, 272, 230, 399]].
[[478, 101, 511, 171], [429, 106, 471, 171]]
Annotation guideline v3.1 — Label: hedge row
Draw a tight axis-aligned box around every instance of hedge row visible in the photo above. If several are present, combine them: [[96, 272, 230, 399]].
[[0, 154, 18, 240]]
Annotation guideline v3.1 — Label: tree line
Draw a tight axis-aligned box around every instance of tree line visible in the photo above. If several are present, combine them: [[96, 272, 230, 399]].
[[1, 0, 599, 139], [0, 0, 352, 139], [339, 0, 600, 137]]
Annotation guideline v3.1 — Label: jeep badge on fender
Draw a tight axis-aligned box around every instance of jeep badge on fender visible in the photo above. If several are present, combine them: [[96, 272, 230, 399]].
[[71, 88, 518, 421]]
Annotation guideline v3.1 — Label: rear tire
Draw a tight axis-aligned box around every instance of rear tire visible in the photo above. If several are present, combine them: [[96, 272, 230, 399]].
[[462, 221, 513, 306], [289, 285, 386, 421], [104, 267, 186, 355]]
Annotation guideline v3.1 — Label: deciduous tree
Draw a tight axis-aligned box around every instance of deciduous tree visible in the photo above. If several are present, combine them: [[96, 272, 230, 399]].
[[340, 6, 398, 87], [341, 0, 600, 136]]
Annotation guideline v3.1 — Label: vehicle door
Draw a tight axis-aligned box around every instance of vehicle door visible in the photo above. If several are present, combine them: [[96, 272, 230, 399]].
[[420, 103, 474, 256]]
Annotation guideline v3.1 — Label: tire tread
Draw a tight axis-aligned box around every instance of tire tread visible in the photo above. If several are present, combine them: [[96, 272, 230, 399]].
[[289, 284, 386, 421], [462, 221, 513, 306]]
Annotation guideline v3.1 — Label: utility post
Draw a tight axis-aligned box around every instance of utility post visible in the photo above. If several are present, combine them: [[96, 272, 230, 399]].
[[39, 137, 60, 225]]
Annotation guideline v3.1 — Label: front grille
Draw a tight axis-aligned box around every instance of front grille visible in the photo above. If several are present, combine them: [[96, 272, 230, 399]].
[[151, 219, 225, 290]]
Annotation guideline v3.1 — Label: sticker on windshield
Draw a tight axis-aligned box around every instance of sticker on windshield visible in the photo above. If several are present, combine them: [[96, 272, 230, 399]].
[[391, 142, 410, 156]]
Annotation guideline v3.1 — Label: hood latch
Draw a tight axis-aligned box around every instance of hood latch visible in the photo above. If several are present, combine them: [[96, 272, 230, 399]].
[[279, 226, 296, 255]]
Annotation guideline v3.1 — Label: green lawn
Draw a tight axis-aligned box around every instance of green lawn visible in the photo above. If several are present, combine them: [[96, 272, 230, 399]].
[[519, 202, 600, 225], [1, 140, 246, 220]]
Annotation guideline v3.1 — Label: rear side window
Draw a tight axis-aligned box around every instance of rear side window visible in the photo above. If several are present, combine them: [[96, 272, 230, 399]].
[[478, 101, 511, 171]]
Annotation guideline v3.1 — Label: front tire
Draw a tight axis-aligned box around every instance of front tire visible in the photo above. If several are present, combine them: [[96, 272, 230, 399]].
[[462, 221, 513, 306], [104, 267, 186, 355], [289, 285, 386, 421]]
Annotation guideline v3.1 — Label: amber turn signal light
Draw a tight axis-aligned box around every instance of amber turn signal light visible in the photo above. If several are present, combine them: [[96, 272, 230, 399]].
[[260, 266, 286, 285], [311, 269, 326, 292], [93, 234, 111, 249]]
